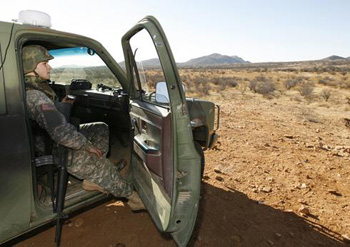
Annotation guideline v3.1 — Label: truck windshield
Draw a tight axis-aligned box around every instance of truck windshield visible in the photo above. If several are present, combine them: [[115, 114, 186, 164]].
[[49, 47, 122, 89]]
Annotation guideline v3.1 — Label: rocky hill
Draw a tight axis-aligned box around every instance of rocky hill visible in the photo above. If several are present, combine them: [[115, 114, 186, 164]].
[[119, 53, 249, 68], [119, 54, 350, 69], [180, 53, 249, 67], [322, 55, 347, 61]]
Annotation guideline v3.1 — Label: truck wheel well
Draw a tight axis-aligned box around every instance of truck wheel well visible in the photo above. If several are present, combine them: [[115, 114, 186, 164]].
[[192, 126, 208, 148]]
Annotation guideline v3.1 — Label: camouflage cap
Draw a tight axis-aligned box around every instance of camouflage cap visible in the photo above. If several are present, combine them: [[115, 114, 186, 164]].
[[22, 45, 54, 74]]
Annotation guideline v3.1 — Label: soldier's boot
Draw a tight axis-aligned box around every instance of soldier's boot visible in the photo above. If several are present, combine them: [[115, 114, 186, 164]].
[[127, 191, 146, 211], [82, 179, 106, 193], [115, 159, 127, 172], [82, 180, 145, 211]]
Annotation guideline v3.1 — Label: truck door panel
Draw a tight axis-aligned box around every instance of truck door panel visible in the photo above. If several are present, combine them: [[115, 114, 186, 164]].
[[130, 100, 173, 197]]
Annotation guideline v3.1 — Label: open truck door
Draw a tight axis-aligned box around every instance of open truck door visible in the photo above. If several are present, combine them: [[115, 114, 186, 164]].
[[122, 16, 201, 246]]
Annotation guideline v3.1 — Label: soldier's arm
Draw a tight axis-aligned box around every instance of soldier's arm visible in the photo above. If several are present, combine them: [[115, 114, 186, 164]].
[[26, 90, 94, 151]]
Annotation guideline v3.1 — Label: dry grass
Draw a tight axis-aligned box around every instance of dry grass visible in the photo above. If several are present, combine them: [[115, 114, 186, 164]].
[[174, 60, 350, 103], [142, 60, 350, 107]]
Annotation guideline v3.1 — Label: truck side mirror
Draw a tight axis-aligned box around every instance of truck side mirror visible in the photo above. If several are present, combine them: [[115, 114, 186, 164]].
[[155, 81, 186, 104], [155, 82, 169, 104]]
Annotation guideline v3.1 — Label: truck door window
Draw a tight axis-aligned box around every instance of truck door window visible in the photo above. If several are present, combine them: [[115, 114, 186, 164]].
[[0, 45, 6, 115], [129, 29, 168, 104]]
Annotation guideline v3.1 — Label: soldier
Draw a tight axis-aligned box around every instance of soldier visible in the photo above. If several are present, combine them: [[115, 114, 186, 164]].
[[23, 45, 144, 211]]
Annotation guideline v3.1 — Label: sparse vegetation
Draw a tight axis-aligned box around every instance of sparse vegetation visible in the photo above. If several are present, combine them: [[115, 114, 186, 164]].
[[136, 59, 350, 106], [249, 79, 258, 93], [238, 82, 248, 95], [284, 79, 298, 90], [321, 89, 332, 102], [256, 80, 275, 96], [248, 76, 275, 96], [298, 83, 314, 101]]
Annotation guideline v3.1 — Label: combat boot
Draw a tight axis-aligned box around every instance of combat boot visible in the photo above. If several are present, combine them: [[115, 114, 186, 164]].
[[82, 179, 106, 193], [127, 191, 146, 211]]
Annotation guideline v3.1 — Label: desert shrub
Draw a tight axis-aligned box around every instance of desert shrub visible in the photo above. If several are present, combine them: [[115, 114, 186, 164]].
[[249, 80, 258, 93], [218, 82, 227, 92], [284, 79, 298, 90], [249, 76, 274, 96], [228, 80, 238, 87], [199, 82, 211, 96], [317, 76, 338, 87], [318, 79, 328, 85], [298, 83, 314, 100], [284, 68, 297, 73], [321, 89, 331, 102], [189, 76, 211, 96], [212, 77, 220, 85], [340, 81, 350, 89], [346, 97, 350, 105], [144, 70, 165, 90], [255, 75, 268, 82], [292, 95, 303, 102], [297, 76, 308, 82], [191, 75, 202, 89], [302, 109, 323, 123], [181, 75, 193, 93], [212, 76, 238, 87], [256, 80, 275, 96], [185, 76, 202, 94], [223, 77, 238, 87], [249, 75, 266, 93], [238, 82, 248, 95]]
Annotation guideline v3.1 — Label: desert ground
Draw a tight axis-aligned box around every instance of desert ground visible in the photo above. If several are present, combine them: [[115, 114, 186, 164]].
[[12, 60, 350, 246]]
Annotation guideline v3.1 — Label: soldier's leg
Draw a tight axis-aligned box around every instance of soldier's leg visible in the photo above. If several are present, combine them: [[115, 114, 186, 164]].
[[67, 149, 133, 198], [79, 122, 109, 155]]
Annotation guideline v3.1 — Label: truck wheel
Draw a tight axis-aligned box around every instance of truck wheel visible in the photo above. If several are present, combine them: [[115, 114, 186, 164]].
[[194, 142, 205, 178]]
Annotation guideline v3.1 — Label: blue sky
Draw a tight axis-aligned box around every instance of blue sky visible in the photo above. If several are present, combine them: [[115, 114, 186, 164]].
[[2, 0, 350, 63]]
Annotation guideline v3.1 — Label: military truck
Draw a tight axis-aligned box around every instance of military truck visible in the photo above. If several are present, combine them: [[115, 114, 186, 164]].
[[0, 11, 219, 247]]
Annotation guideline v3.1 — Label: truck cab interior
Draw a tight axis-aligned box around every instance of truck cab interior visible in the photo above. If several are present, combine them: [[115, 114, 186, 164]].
[[22, 41, 133, 211]]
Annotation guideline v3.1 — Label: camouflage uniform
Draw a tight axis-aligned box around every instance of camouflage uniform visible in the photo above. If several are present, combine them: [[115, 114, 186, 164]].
[[25, 67, 133, 197]]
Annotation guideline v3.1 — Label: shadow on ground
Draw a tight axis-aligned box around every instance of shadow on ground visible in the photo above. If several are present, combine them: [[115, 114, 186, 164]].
[[5, 182, 348, 247], [190, 182, 346, 247]]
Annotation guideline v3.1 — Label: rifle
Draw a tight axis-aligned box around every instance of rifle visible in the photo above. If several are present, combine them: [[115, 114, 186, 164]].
[[54, 146, 68, 247]]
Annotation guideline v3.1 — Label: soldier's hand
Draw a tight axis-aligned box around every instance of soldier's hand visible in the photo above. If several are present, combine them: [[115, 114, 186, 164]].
[[88, 147, 102, 158], [62, 95, 75, 104]]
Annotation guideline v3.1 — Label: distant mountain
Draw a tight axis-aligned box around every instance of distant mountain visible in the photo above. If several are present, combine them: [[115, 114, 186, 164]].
[[180, 53, 249, 67], [322, 55, 346, 61], [137, 58, 161, 68], [119, 53, 250, 68]]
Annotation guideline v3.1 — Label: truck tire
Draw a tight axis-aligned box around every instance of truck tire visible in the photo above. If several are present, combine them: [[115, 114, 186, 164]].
[[194, 142, 205, 178]]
